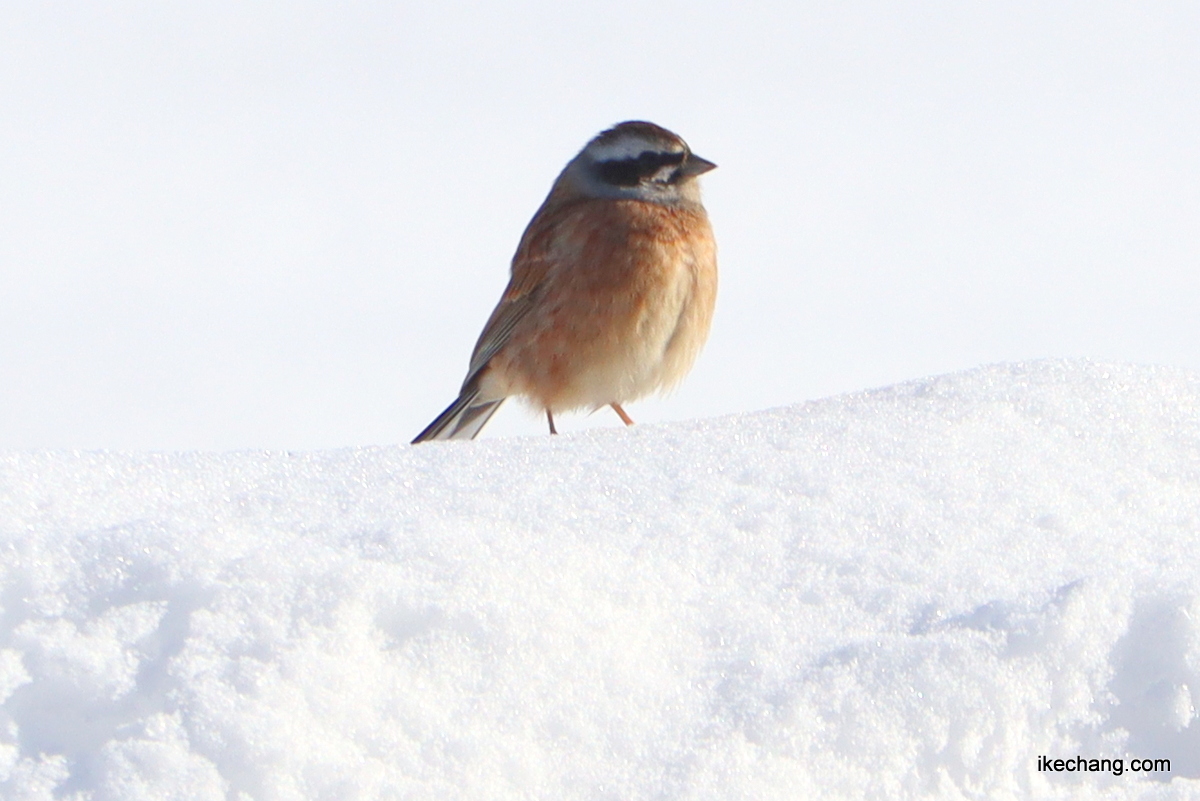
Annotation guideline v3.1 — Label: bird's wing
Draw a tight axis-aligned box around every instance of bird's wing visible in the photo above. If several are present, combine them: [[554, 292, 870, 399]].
[[460, 200, 580, 389], [463, 287, 541, 387]]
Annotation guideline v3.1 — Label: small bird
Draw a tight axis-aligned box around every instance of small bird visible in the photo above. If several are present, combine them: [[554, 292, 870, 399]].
[[412, 121, 717, 443]]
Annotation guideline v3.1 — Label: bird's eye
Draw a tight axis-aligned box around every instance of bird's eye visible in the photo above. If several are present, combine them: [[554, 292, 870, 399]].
[[597, 150, 687, 186], [649, 151, 686, 168]]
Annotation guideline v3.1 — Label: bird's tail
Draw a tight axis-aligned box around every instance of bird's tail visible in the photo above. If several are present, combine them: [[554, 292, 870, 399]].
[[412, 389, 505, 443]]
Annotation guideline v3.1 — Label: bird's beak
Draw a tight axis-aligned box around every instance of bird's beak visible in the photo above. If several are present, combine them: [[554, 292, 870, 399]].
[[680, 153, 717, 177]]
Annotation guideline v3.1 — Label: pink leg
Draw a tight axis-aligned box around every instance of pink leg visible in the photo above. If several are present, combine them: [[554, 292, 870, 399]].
[[611, 403, 634, 426]]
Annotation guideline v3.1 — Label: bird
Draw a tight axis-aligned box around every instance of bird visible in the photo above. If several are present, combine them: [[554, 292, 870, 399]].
[[412, 120, 717, 443]]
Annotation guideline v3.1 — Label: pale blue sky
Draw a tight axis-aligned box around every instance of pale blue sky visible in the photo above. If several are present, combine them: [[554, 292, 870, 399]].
[[3, 2, 1198, 449]]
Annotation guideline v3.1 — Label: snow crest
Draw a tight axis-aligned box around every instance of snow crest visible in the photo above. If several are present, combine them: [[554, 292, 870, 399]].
[[2, 360, 1199, 799]]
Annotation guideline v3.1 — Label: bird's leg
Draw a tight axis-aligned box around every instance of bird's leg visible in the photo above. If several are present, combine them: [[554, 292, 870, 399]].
[[546, 410, 558, 435], [611, 403, 635, 426]]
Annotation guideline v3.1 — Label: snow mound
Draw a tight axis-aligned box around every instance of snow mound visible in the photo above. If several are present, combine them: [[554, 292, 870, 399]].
[[2, 360, 1199, 800]]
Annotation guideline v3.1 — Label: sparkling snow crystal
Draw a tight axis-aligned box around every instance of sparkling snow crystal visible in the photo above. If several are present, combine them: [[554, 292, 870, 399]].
[[1, 360, 1199, 799]]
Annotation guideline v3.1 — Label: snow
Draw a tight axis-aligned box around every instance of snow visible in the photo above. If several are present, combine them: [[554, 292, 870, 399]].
[[2, 359, 1199, 800]]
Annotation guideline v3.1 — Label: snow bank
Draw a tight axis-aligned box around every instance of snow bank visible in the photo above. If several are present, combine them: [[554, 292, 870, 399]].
[[2, 360, 1199, 800]]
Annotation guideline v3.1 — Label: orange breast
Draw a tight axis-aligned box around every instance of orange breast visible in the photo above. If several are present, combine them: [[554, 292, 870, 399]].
[[482, 198, 717, 411]]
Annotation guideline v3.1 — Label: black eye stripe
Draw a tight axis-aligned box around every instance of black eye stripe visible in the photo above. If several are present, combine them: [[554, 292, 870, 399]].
[[596, 150, 687, 186], [640, 150, 686, 167]]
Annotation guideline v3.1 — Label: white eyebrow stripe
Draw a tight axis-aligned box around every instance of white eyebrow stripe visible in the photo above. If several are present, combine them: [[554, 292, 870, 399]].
[[589, 137, 684, 162]]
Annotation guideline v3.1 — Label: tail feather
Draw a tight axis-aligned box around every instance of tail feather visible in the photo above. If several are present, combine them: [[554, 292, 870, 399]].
[[412, 390, 505, 443]]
